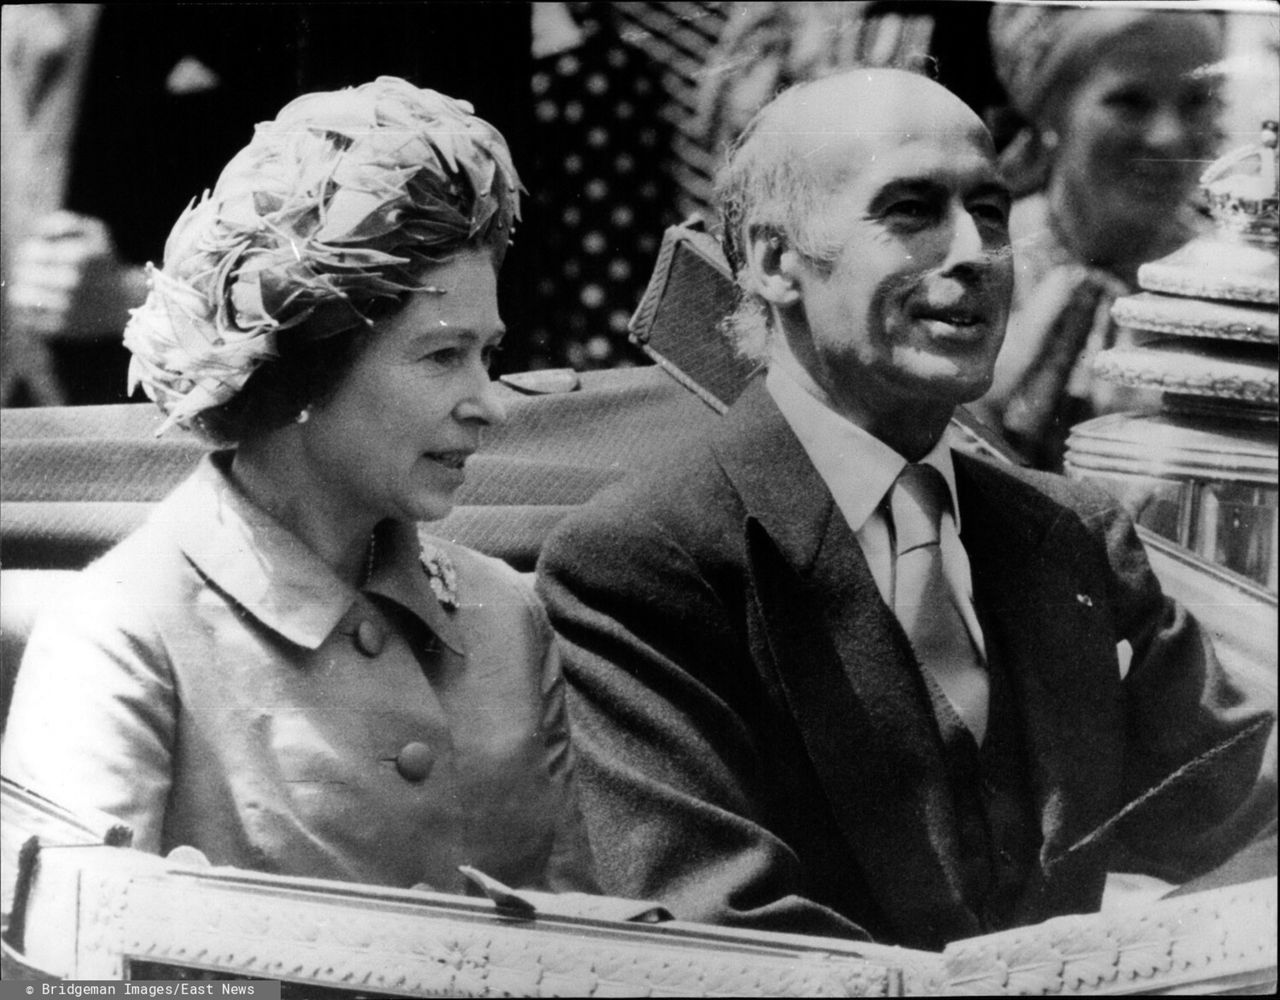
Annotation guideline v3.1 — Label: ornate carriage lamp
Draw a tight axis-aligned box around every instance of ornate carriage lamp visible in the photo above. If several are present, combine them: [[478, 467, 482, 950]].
[[1065, 122, 1280, 593]]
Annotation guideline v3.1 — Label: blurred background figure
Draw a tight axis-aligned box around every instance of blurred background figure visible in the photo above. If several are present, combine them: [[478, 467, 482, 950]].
[[1, 5, 120, 406], [520, 2, 676, 372], [0, 3, 531, 407], [972, 4, 1227, 470]]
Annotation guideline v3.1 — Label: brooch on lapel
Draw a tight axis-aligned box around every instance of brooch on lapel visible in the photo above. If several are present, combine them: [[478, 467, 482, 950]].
[[419, 542, 459, 611]]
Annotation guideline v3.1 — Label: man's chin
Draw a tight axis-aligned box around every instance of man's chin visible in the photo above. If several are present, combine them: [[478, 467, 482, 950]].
[[947, 366, 997, 404], [896, 350, 997, 403]]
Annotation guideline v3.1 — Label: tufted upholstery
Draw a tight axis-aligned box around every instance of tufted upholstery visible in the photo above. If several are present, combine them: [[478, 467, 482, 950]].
[[0, 367, 720, 569]]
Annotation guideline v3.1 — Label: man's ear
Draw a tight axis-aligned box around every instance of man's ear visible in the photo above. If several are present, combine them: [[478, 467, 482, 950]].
[[746, 227, 804, 307]]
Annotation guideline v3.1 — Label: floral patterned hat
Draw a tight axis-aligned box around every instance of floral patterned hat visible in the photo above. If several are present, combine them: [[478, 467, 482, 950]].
[[123, 76, 522, 433]]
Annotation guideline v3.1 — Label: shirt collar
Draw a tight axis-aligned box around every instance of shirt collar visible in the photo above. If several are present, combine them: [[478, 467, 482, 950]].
[[164, 453, 463, 652], [765, 344, 963, 531]]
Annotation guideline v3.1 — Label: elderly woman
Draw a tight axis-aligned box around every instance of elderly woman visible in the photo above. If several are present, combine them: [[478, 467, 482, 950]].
[[2, 78, 595, 894], [973, 5, 1225, 469]]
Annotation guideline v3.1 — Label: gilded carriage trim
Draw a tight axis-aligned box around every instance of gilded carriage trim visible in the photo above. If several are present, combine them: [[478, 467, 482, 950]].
[[16, 842, 928, 996], [941, 879, 1277, 995], [8, 834, 1274, 996]]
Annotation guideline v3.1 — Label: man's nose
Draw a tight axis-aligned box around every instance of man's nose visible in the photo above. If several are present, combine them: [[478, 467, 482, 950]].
[[940, 206, 988, 273]]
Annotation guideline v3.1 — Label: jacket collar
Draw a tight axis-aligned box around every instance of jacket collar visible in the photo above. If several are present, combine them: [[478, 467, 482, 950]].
[[711, 379, 834, 573], [161, 453, 464, 653]]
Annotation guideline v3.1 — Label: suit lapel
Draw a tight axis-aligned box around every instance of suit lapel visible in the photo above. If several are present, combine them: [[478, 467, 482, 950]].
[[715, 382, 980, 944], [713, 387, 1174, 931], [955, 456, 1125, 896]]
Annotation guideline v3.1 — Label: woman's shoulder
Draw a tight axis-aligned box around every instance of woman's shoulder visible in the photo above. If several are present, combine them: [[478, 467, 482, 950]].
[[79, 476, 209, 597], [40, 466, 227, 649], [413, 530, 556, 675]]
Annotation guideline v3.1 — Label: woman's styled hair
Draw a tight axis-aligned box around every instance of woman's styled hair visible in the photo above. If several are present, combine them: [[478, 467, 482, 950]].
[[123, 76, 522, 443]]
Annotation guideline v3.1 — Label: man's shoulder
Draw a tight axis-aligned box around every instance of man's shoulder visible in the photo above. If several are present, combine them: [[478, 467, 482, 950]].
[[955, 451, 1129, 535], [551, 432, 739, 547], [538, 398, 794, 591]]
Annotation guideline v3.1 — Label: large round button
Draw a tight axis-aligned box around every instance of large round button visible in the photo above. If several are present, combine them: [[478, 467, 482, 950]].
[[354, 619, 385, 657], [395, 741, 434, 782]]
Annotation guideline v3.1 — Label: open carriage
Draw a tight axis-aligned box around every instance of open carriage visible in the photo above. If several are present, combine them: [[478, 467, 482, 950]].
[[2, 215, 1275, 994]]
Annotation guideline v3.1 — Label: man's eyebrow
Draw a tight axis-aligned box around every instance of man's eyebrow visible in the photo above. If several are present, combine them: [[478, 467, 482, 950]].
[[867, 178, 945, 211], [868, 177, 1011, 210]]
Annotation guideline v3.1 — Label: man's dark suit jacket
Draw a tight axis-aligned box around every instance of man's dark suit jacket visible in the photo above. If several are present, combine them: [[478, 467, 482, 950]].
[[536, 378, 1275, 951]]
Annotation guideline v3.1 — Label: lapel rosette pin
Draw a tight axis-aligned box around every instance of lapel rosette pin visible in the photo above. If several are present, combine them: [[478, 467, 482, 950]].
[[419, 542, 459, 611]]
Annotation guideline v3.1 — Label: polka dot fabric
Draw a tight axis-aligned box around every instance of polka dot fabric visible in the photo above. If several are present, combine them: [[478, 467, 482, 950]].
[[520, 19, 676, 372]]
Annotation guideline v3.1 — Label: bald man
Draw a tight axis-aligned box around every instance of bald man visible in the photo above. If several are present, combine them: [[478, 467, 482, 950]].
[[536, 70, 1274, 949]]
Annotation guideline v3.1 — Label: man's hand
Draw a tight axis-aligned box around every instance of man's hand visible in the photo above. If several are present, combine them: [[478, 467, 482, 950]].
[[7, 211, 147, 339]]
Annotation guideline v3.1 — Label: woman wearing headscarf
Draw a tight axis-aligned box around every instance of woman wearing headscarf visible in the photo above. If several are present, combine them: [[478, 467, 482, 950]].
[[2, 77, 595, 894], [974, 5, 1225, 469]]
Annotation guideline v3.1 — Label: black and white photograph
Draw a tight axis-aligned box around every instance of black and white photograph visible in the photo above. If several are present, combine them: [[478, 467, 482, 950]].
[[1, 1, 1277, 994]]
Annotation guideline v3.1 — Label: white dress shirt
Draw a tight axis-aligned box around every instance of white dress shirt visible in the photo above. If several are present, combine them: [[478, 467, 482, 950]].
[[764, 344, 987, 660]]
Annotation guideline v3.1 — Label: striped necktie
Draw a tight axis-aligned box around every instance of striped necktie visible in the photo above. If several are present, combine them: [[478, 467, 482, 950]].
[[890, 463, 989, 744]]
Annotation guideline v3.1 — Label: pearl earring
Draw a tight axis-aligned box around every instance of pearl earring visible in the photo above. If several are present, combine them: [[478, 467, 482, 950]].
[[296, 408, 311, 424]]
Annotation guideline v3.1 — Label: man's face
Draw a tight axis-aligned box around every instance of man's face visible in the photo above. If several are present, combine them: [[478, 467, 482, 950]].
[[782, 120, 1013, 427]]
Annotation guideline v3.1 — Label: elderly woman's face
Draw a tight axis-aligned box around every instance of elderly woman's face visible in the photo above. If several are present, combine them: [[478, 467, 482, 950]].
[[296, 248, 507, 524], [1051, 17, 1222, 217]]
